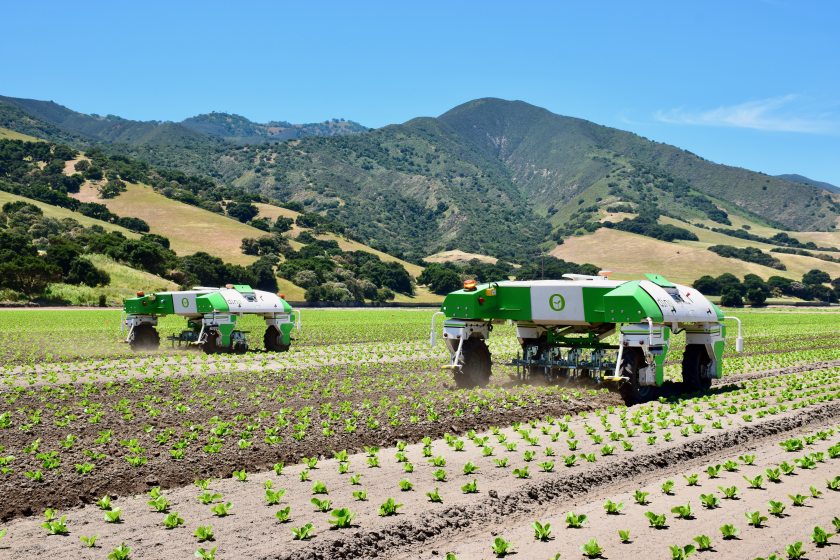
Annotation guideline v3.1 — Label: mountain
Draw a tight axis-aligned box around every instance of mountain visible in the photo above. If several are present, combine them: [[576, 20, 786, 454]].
[[777, 173, 840, 194], [1, 95, 837, 263], [0, 95, 365, 147], [181, 112, 367, 143], [436, 99, 838, 232]]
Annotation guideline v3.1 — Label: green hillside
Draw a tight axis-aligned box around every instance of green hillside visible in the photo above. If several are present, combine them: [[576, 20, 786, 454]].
[[437, 98, 839, 232], [181, 112, 367, 143], [1, 94, 838, 281]]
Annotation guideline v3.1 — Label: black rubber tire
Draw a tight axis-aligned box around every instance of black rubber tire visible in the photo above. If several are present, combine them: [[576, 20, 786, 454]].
[[618, 347, 656, 404], [201, 329, 220, 354], [682, 344, 713, 393], [264, 326, 290, 352], [454, 337, 492, 388], [129, 324, 159, 351]]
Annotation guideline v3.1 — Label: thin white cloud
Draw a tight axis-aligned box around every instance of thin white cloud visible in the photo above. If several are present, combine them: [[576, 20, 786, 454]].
[[654, 95, 838, 134]]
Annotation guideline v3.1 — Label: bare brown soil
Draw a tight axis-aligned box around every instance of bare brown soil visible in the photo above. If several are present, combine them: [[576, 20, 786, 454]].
[[0, 365, 837, 559]]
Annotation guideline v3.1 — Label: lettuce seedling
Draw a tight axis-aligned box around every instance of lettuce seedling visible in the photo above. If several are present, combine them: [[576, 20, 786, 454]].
[[566, 512, 588, 528], [107, 544, 131, 560], [194, 525, 214, 541], [580, 538, 603, 558], [618, 529, 631, 543], [291, 523, 314, 540], [42, 515, 69, 535], [811, 526, 830, 547], [265, 488, 286, 506], [491, 536, 513, 557], [310, 498, 331, 512], [693, 534, 712, 551], [603, 499, 623, 515], [669, 545, 695, 560], [671, 503, 693, 520], [329, 508, 355, 529], [746, 511, 768, 528], [194, 547, 217, 560], [719, 485, 739, 499], [720, 524, 739, 540], [645, 512, 667, 529], [512, 466, 530, 479], [426, 488, 442, 503], [80, 534, 98, 548], [163, 512, 184, 529], [104, 509, 122, 523], [275, 507, 291, 523], [790, 493, 807, 506], [744, 474, 764, 490], [378, 497, 403, 517], [785, 541, 804, 559], [532, 521, 552, 541]]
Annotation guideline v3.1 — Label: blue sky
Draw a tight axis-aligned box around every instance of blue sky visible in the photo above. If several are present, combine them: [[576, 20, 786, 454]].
[[2, 0, 839, 184]]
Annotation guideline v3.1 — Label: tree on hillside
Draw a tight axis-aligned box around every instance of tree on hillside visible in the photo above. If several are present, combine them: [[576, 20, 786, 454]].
[[746, 288, 767, 307], [226, 202, 259, 223], [802, 269, 831, 285], [0, 257, 60, 297], [720, 289, 744, 308], [692, 275, 720, 295]]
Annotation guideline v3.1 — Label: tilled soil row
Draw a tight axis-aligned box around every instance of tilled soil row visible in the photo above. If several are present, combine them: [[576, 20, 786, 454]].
[[0, 385, 619, 521], [712, 358, 840, 387], [3, 358, 834, 521], [273, 400, 840, 560]]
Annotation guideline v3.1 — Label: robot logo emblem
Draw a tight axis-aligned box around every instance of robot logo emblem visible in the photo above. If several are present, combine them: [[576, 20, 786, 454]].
[[548, 293, 566, 312]]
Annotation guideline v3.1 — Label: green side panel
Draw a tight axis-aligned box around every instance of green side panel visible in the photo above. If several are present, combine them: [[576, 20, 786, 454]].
[[653, 352, 666, 385], [123, 293, 175, 315], [710, 302, 725, 321], [644, 273, 676, 288], [232, 284, 253, 293], [280, 299, 293, 313], [580, 286, 617, 323], [602, 281, 664, 323], [712, 323, 726, 378], [218, 322, 236, 347], [279, 321, 294, 345], [196, 292, 230, 313], [654, 328, 671, 385], [441, 283, 532, 321], [156, 294, 175, 314]]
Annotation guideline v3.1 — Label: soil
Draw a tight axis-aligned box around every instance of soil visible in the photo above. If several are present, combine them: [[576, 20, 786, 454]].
[[0, 363, 837, 559]]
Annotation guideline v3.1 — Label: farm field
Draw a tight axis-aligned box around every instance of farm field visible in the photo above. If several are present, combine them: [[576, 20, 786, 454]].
[[0, 307, 837, 559]]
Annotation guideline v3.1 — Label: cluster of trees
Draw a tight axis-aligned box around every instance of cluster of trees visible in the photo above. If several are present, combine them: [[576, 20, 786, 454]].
[[0, 140, 150, 233], [418, 260, 516, 294], [708, 245, 786, 270], [603, 207, 698, 242], [607, 162, 731, 225], [418, 256, 599, 295], [771, 247, 840, 264], [693, 269, 839, 307], [0, 202, 111, 297], [0, 199, 279, 300], [711, 227, 837, 253], [275, 234, 413, 303]]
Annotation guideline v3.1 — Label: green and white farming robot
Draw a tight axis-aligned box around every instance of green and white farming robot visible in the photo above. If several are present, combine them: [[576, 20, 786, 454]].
[[431, 273, 743, 402], [123, 284, 299, 354]]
